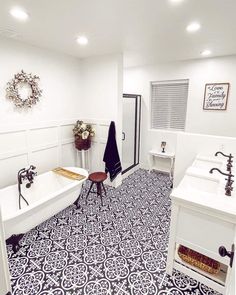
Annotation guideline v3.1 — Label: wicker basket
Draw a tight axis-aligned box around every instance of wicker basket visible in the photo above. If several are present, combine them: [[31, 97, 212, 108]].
[[75, 136, 91, 151], [178, 245, 220, 275]]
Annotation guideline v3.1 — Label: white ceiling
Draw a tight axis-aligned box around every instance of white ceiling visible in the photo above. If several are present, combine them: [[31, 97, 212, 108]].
[[0, 0, 235, 67]]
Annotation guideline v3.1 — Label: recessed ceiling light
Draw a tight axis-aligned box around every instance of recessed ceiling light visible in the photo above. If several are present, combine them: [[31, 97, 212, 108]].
[[170, 0, 184, 3], [201, 49, 212, 56], [186, 22, 201, 33], [76, 36, 88, 45], [10, 7, 29, 21]]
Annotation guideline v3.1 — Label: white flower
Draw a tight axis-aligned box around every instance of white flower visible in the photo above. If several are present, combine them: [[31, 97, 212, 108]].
[[81, 123, 86, 130], [82, 131, 89, 139]]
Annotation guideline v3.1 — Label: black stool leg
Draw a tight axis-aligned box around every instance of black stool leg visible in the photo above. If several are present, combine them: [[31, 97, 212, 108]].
[[97, 182, 103, 206], [102, 182, 111, 203], [86, 181, 94, 205], [101, 182, 107, 197]]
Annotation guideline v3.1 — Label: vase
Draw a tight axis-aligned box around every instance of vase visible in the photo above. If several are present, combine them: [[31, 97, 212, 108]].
[[75, 136, 91, 151]]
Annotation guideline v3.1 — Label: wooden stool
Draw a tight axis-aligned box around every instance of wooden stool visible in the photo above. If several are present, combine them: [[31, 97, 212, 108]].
[[86, 172, 107, 206]]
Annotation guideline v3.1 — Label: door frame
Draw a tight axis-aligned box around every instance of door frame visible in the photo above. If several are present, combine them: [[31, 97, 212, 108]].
[[122, 93, 141, 175]]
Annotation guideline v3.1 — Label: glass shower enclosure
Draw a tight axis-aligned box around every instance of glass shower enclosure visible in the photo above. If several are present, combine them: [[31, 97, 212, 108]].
[[122, 94, 141, 174]]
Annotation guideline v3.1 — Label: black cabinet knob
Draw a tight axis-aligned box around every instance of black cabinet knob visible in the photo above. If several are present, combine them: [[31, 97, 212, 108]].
[[219, 246, 228, 257], [218, 244, 235, 268]]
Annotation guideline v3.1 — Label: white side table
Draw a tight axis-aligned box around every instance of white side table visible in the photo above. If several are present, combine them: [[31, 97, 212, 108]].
[[148, 150, 175, 179]]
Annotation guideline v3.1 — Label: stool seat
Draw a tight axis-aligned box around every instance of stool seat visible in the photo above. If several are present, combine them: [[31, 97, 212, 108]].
[[88, 172, 107, 183], [86, 172, 108, 206]]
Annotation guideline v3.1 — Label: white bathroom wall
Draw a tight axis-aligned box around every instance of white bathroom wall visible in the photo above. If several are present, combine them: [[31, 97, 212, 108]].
[[124, 55, 236, 169], [80, 54, 123, 120], [80, 54, 123, 186], [0, 37, 85, 188], [0, 40, 123, 188], [0, 37, 83, 125]]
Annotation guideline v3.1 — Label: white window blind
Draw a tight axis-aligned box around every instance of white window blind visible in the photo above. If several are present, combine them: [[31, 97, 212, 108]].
[[151, 79, 189, 131]]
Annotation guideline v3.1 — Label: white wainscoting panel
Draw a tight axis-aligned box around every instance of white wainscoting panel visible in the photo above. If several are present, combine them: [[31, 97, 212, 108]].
[[61, 124, 74, 141], [62, 143, 76, 167], [0, 120, 75, 189], [83, 120, 110, 172], [28, 127, 58, 149], [0, 131, 27, 154], [99, 124, 110, 143], [0, 119, 111, 189], [89, 141, 103, 172], [0, 154, 28, 188], [31, 146, 59, 175]]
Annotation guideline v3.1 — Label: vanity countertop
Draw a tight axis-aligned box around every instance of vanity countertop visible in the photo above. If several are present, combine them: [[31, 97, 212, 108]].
[[172, 153, 236, 222], [172, 187, 236, 221]]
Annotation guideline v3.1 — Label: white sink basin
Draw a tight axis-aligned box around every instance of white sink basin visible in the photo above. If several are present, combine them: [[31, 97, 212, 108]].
[[178, 174, 220, 195], [192, 155, 226, 172], [192, 158, 223, 170]]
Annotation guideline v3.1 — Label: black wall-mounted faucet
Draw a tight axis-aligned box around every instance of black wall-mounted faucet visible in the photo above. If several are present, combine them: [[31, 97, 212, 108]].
[[215, 151, 234, 172], [209, 168, 234, 196], [215, 151, 233, 159]]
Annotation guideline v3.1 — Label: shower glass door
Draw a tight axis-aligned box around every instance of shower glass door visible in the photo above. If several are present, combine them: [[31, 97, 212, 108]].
[[122, 94, 141, 174]]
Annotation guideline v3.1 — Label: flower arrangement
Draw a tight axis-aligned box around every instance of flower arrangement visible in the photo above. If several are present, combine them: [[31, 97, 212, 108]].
[[73, 120, 95, 139]]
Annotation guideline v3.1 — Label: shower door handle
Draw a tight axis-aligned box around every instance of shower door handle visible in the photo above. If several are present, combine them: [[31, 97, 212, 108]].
[[122, 132, 126, 141]]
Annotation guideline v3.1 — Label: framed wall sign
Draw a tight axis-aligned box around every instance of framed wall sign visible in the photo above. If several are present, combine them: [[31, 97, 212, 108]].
[[203, 83, 230, 110]]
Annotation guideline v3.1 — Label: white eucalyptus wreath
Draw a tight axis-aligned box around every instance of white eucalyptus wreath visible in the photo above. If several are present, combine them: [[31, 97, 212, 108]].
[[6, 70, 42, 108]]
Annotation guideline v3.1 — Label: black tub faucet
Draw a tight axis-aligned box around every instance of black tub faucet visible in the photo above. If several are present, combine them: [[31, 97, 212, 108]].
[[17, 165, 37, 209], [18, 165, 37, 186]]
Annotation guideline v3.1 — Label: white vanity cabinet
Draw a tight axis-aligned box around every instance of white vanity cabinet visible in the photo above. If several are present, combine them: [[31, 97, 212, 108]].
[[167, 188, 236, 295]]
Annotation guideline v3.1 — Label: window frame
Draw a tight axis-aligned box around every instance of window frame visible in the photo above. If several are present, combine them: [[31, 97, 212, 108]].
[[149, 79, 189, 132]]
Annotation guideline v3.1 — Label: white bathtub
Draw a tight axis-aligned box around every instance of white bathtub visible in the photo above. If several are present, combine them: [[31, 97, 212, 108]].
[[0, 167, 88, 239]]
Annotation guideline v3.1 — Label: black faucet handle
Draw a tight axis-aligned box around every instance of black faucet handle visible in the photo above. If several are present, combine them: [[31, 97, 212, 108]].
[[226, 186, 234, 192], [225, 181, 234, 187], [209, 168, 233, 177], [225, 187, 232, 196], [226, 178, 234, 184], [215, 151, 234, 159], [228, 173, 234, 177], [228, 155, 234, 163], [33, 171, 37, 177]]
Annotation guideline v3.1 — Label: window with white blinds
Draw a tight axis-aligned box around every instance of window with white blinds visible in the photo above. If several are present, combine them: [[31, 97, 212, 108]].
[[151, 79, 189, 131]]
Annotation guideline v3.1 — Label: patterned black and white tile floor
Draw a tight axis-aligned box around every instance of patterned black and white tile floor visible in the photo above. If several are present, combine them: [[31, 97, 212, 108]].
[[7, 169, 221, 295]]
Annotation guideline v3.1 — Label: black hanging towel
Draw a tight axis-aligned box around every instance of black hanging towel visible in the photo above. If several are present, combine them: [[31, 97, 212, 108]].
[[103, 121, 122, 181]]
